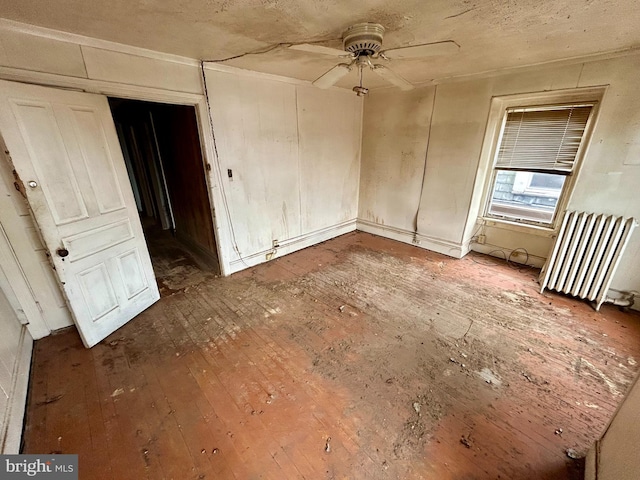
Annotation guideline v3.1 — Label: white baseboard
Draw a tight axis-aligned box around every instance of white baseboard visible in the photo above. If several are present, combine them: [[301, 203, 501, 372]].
[[356, 219, 467, 258], [2, 326, 33, 453], [227, 219, 357, 274]]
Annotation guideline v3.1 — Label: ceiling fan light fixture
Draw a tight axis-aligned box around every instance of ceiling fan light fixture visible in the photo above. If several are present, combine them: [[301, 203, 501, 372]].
[[308, 22, 455, 92], [343, 23, 385, 56]]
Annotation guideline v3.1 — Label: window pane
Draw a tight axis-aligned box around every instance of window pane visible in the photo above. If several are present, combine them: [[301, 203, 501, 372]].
[[487, 170, 566, 224], [529, 172, 564, 189]]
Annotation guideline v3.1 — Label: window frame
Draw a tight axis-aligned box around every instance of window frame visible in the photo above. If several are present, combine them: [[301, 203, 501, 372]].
[[478, 88, 605, 232]]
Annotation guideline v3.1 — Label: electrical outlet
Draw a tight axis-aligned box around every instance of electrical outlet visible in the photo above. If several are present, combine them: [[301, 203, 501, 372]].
[[477, 234, 486, 244], [272, 239, 280, 248]]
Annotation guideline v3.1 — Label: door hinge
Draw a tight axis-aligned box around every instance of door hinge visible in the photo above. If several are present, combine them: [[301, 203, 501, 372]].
[[12, 169, 27, 199]]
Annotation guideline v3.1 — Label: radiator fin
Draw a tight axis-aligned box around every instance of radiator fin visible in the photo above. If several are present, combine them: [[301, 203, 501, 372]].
[[539, 211, 637, 310]]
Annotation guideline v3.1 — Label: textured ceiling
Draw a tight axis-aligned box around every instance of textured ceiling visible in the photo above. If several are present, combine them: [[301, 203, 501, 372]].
[[1, 0, 639, 89]]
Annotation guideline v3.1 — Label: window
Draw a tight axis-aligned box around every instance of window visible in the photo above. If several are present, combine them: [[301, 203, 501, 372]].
[[485, 104, 593, 227]]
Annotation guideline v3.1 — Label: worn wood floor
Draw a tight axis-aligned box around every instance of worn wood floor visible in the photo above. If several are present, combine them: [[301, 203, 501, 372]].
[[23, 232, 640, 480]]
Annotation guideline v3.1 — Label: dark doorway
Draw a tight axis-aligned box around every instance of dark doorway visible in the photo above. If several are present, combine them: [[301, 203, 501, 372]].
[[109, 98, 220, 293]]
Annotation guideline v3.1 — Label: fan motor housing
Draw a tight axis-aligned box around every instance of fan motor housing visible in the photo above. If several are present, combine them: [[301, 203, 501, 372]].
[[343, 23, 385, 56]]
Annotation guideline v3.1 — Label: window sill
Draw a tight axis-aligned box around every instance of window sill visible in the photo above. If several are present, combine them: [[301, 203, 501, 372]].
[[480, 217, 557, 238]]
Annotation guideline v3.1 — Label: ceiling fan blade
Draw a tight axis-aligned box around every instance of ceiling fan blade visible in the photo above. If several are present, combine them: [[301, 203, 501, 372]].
[[289, 44, 348, 57], [371, 65, 414, 91], [312, 63, 352, 89], [381, 40, 459, 59]]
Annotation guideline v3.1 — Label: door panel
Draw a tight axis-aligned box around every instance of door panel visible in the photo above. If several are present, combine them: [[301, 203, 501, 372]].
[[117, 249, 148, 299], [10, 100, 88, 224], [0, 80, 159, 347], [64, 218, 134, 262], [69, 107, 125, 213], [77, 263, 118, 320]]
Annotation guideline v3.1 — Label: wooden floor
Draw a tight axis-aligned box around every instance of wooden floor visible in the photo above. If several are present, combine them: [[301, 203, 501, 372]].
[[23, 232, 640, 480]]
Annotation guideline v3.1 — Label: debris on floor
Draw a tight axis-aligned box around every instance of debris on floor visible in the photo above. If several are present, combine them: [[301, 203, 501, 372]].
[[35, 394, 64, 406], [477, 368, 502, 386], [460, 435, 472, 449], [110, 388, 124, 397], [325, 437, 331, 453], [566, 448, 580, 459]]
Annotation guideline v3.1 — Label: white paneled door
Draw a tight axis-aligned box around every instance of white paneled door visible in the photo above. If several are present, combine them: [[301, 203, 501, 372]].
[[0, 80, 159, 347]]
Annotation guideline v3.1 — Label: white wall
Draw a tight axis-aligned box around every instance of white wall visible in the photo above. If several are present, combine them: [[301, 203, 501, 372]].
[[204, 68, 362, 272], [585, 371, 640, 480], [359, 87, 435, 233], [359, 52, 640, 297]]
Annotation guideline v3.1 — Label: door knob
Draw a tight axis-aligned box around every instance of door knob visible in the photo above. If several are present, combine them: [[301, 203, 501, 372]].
[[56, 248, 69, 258]]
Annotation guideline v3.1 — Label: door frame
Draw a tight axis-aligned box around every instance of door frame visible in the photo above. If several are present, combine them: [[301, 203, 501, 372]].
[[0, 69, 232, 337], [0, 138, 51, 340]]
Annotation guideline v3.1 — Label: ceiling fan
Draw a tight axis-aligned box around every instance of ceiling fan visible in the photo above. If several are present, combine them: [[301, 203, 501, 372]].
[[289, 23, 459, 95]]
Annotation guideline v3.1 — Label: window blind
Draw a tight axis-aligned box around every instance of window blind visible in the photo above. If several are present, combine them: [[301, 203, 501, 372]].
[[495, 105, 593, 173]]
